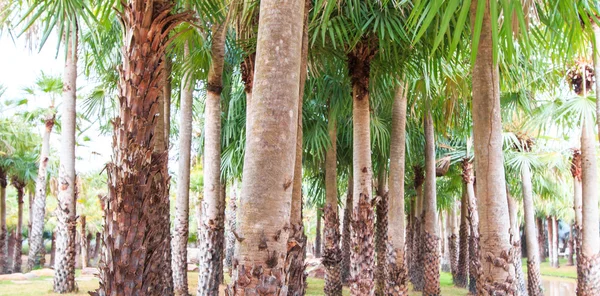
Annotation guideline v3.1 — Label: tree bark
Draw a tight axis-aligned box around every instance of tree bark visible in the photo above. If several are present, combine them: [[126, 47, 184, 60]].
[[197, 20, 228, 296], [521, 164, 542, 296], [27, 191, 33, 246], [455, 181, 469, 288], [386, 84, 408, 295], [571, 148, 583, 273], [50, 231, 56, 268], [93, 2, 190, 294], [463, 160, 480, 295], [593, 22, 600, 138], [552, 216, 560, 268], [577, 119, 600, 295], [348, 39, 377, 296], [537, 217, 546, 262], [323, 105, 342, 296], [226, 0, 304, 293], [286, 1, 310, 292], [53, 28, 78, 293], [172, 40, 193, 296], [410, 167, 425, 292], [93, 231, 100, 265], [80, 216, 88, 269], [315, 210, 322, 258], [0, 168, 6, 274], [441, 212, 450, 273], [374, 166, 388, 296], [11, 182, 24, 273], [341, 174, 353, 284], [568, 223, 575, 266], [506, 192, 525, 296], [547, 216, 555, 268], [163, 56, 172, 146], [225, 180, 238, 276], [448, 205, 459, 280], [423, 106, 440, 296], [470, 0, 516, 294]]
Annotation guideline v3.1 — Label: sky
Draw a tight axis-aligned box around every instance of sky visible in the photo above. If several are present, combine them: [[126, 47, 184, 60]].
[[0, 33, 112, 173]]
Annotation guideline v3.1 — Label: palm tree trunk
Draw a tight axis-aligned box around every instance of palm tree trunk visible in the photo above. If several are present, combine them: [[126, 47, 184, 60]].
[[50, 231, 55, 268], [315, 210, 322, 258], [463, 160, 480, 295], [386, 84, 408, 295], [163, 56, 172, 145], [27, 191, 33, 244], [507, 192, 526, 296], [286, 1, 310, 292], [172, 41, 193, 296], [547, 216, 554, 267], [593, 22, 600, 137], [80, 215, 88, 269], [568, 223, 575, 266], [552, 216, 560, 268], [410, 167, 425, 292], [94, 2, 190, 294], [12, 183, 24, 273], [0, 169, 6, 274], [537, 217, 546, 262], [54, 28, 78, 293], [470, 0, 516, 293], [375, 166, 388, 296], [348, 40, 377, 296], [577, 120, 600, 295], [225, 180, 238, 276], [227, 0, 304, 292], [455, 181, 469, 288], [448, 205, 459, 279], [341, 175, 353, 284], [571, 148, 583, 272], [93, 232, 100, 264], [423, 106, 440, 296], [197, 20, 227, 295], [323, 106, 342, 296], [441, 212, 450, 273], [521, 164, 542, 296]]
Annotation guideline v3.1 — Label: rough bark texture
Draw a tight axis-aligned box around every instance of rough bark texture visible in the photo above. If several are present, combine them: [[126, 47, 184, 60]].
[[197, 20, 228, 296], [537, 217, 546, 262], [470, 0, 516, 294], [50, 231, 56, 268], [0, 168, 8, 274], [568, 224, 575, 266], [172, 41, 193, 296], [80, 216, 88, 269], [315, 211, 322, 258], [521, 164, 542, 296], [572, 148, 583, 274], [226, 181, 239, 276], [341, 176, 353, 284], [455, 182, 470, 288], [552, 216, 560, 268], [93, 2, 190, 295], [93, 231, 101, 264], [286, 2, 310, 292], [463, 160, 480, 295], [423, 107, 440, 296], [578, 120, 600, 296], [348, 39, 377, 296], [53, 29, 78, 293], [374, 167, 388, 296], [410, 167, 425, 292], [594, 23, 600, 139], [226, 0, 304, 293], [386, 84, 408, 296], [448, 207, 459, 280], [506, 193, 525, 296], [547, 216, 554, 268], [11, 180, 24, 273]]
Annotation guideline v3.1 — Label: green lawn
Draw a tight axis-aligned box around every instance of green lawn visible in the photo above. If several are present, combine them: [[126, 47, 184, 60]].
[[521, 258, 577, 280]]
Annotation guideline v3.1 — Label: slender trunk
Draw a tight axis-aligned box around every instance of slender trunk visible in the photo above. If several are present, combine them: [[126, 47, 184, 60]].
[[348, 39, 377, 296], [537, 217, 546, 262], [27, 191, 33, 244], [323, 106, 342, 296], [455, 181, 469, 288], [521, 164, 542, 296], [286, 1, 310, 292], [387, 84, 408, 295], [172, 41, 192, 295], [225, 180, 238, 276], [12, 183, 24, 273], [341, 174, 353, 284], [171, 40, 194, 295], [423, 107, 440, 296], [577, 119, 600, 295], [571, 148, 583, 273], [568, 224, 575, 266], [552, 216, 560, 268], [547, 216, 554, 268], [507, 192, 525, 296], [0, 168, 8, 274], [197, 20, 228, 296], [50, 231, 56, 268], [593, 22, 600, 138], [80, 216, 88, 269], [374, 166, 388, 296], [441, 212, 450, 273], [410, 167, 425, 291], [448, 205, 459, 279], [463, 160, 480, 295], [94, 3, 190, 294], [227, 0, 304, 292], [315, 210, 322, 258], [93, 232, 100, 264], [470, 0, 516, 293], [54, 29, 78, 293]]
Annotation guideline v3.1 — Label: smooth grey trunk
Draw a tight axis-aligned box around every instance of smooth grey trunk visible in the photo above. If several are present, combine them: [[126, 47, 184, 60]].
[[521, 164, 542, 296], [547, 216, 554, 268], [12, 185, 24, 273], [27, 114, 54, 271], [53, 30, 78, 293], [172, 41, 194, 296], [593, 23, 600, 138]]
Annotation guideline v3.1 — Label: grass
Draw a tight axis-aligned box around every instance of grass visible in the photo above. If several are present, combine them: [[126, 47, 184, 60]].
[[0, 271, 471, 296], [521, 257, 577, 280]]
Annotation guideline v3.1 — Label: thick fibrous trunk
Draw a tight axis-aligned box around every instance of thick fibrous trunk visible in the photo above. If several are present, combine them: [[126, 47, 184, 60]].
[[93, 232, 101, 264], [507, 193, 525, 296], [11, 183, 24, 273], [537, 217, 546, 262], [225, 181, 238, 276], [53, 29, 78, 293], [571, 149, 583, 274], [470, 0, 516, 294], [577, 120, 600, 296], [386, 85, 408, 296], [341, 176, 353, 284], [322, 106, 342, 296], [286, 2, 310, 292], [50, 231, 56, 267], [552, 217, 560, 268], [348, 40, 377, 296], [315, 211, 322, 258], [80, 216, 88, 269], [547, 216, 554, 268], [227, 0, 304, 293], [463, 160, 480, 295], [410, 167, 425, 292], [521, 164, 542, 296], [172, 41, 192, 295], [374, 167, 388, 296], [0, 169, 8, 274], [93, 2, 190, 295], [568, 224, 575, 266], [423, 107, 440, 296], [455, 181, 469, 288], [448, 206, 459, 280], [197, 20, 228, 296]]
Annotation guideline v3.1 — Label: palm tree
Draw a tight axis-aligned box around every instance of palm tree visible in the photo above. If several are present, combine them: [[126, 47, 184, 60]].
[[226, 0, 305, 293], [93, 1, 191, 294], [455, 180, 469, 288], [0, 165, 6, 274]]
